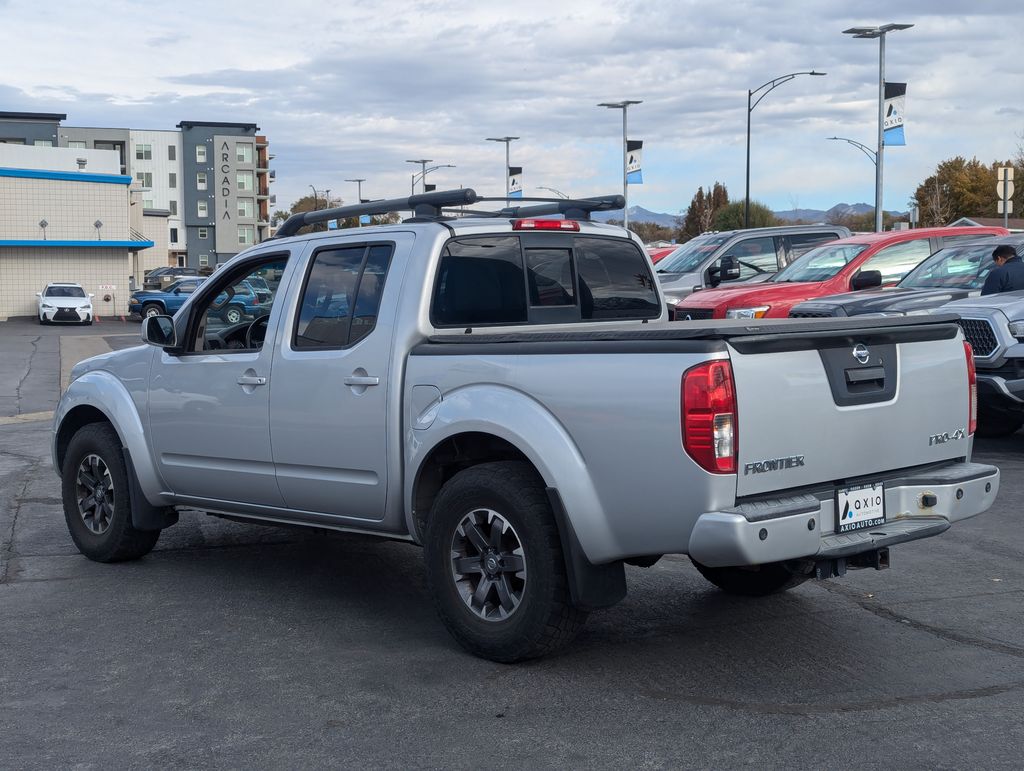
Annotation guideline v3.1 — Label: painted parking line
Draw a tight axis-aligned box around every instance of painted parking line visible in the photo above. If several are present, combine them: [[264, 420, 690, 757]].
[[0, 410, 54, 426]]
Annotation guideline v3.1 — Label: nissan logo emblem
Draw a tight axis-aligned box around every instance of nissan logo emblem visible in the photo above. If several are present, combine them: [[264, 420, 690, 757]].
[[852, 343, 870, 364]]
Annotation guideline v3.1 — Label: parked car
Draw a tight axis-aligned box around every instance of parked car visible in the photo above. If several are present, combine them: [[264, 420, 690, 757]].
[[243, 275, 273, 304], [656, 224, 851, 307], [672, 226, 1009, 321], [646, 245, 677, 263], [52, 188, 997, 662], [142, 266, 201, 289], [789, 235, 1020, 318], [36, 282, 94, 325], [128, 278, 206, 319], [941, 288, 1024, 436]]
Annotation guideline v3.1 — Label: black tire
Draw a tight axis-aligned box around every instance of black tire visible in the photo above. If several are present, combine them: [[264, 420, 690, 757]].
[[38, 315, 46, 325], [222, 305, 244, 324], [61, 423, 160, 562], [83, 318, 93, 326], [976, 411, 1024, 438], [691, 559, 810, 597], [141, 302, 163, 319], [424, 461, 588, 662]]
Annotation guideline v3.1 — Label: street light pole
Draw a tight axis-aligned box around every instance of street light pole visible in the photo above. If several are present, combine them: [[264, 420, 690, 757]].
[[406, 159, 432, 193], [843, 23, 913, 232], [409, 164, 456, 198], [309, 184, 319, 210], [537, 186, 569, 199], [486, 137, 519, 197], [744, 71, 826, 228], [598, 100, 642, 230], [827, 136, 877, 166], [345, 178, 366, 226]]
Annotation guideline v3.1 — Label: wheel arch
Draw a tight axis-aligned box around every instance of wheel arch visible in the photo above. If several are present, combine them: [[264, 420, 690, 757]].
[[54, 371, 169, 509]]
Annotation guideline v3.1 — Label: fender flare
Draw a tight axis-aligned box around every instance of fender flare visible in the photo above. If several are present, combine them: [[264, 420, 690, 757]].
[[55, 370, 170, 510], [405, 384, 619, 565]]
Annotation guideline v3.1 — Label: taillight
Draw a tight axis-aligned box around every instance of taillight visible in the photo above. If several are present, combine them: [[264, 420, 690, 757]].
[[682, 360, 737, 473], [964, 340, 977, 435], [512, 219, 580, 231]]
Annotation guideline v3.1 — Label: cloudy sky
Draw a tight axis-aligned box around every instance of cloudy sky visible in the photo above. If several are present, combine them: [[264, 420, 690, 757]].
[[2, 0, 1021, 217]]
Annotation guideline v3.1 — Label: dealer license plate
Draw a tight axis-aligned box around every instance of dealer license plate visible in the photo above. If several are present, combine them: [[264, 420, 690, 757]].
[[835, 482, 885, 534]]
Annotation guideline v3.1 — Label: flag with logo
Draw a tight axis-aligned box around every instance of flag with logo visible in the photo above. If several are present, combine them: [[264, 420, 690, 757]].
[[883, 82, 907, 146], [508, 166, 523, 198], [626, 140, 643, 184]]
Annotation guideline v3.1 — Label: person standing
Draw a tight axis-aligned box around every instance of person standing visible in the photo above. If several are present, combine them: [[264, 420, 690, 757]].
[[981, 245, 1024, 295]]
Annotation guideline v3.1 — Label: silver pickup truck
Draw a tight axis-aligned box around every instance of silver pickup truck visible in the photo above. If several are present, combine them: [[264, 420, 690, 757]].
[[52, 189, 999, 662]]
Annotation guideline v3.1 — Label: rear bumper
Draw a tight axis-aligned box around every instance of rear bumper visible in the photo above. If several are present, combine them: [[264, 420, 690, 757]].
[[977, 372, 1024, 408], [688, 461, 999, 568]]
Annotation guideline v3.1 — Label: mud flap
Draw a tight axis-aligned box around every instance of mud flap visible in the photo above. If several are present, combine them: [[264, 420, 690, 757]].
[[122, 448, 178, 531]]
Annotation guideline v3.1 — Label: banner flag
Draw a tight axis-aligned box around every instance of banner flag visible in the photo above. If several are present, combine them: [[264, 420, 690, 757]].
[[884, 82, 907, 146], [508, 166, 523, 198], [626, 140, 643, 184]]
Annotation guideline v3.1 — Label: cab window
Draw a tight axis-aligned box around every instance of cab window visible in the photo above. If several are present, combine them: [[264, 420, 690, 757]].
[[861, 239, 933, 283], [294, 243, 395, 349], [722, 236, 779, 281]]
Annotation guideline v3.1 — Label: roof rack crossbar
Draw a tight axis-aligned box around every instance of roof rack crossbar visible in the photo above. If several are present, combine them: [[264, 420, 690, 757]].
[[274, 188, 479, 238], [474, 194, 625, 221]]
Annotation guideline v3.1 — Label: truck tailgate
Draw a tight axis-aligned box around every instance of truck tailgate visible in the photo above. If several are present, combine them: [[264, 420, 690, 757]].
[[727, 319, 970, 497]]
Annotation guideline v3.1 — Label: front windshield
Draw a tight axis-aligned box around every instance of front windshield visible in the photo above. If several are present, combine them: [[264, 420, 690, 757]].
[[772, 243, 868, 283], [657, 233, 733, 273], [899, 243, 1001, 290], [45, 286, 86, 298]]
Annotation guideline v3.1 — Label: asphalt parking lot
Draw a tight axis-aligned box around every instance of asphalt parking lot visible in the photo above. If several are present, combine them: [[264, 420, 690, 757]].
[[1, 318, 1023, 768]]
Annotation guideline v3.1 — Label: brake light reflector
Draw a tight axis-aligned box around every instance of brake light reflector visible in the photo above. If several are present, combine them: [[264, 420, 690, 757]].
[[512, 219, 580, 231], [682, 360, 738, 474], [964, 340, 977, 435]]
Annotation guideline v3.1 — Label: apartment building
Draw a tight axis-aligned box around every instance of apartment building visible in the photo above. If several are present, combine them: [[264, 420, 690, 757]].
[[0, 112, 274, 269]]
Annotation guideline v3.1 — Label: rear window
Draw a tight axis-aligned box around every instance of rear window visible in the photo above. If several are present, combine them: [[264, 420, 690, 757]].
[[431, 234, 658, 327]]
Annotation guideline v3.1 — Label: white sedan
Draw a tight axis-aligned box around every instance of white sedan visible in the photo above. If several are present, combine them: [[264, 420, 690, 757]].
[[37, 283, 94, 325]]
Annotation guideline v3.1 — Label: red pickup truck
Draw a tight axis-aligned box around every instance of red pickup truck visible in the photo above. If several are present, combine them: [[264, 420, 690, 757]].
[[672, 226, 1008, 320]]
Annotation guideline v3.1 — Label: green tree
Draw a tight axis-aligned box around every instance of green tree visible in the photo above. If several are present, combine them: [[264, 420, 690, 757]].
[[713, 200, 776, 230], [680, 181, 729, 240], [911, 156, 1023, 226]]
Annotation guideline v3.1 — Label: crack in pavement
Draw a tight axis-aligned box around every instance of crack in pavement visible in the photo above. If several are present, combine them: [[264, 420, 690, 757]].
[[13, 335, 41, 417], [817, 580, 1024, 659], [0, 457, 41, 585], [641, 679, 1024, 715]]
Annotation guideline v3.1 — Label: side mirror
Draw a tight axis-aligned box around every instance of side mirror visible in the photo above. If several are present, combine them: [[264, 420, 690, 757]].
[[851, 269, 883, 290], [141, 315, 177, 349], [35, 292, 42, 297], [88, 293, 95, 299], [720, 255, 742, 282], [173, 287, 182, 294]]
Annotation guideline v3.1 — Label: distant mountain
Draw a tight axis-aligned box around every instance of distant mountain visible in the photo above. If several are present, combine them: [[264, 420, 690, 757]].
[[591, 202, 907, 229], [774, 203, 907, 222], [592, 206, 679, 229]]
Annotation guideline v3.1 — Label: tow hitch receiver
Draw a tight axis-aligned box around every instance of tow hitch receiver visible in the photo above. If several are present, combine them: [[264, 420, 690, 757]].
[[815, 548, 890, 579]]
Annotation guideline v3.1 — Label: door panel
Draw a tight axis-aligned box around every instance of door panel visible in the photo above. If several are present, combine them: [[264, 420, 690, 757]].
[[148, 253, 292, 507], [270, 233, 413, 519]]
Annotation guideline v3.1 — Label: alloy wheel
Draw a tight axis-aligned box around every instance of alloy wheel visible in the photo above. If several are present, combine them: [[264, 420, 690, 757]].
[[449, 508, 527, 621], [75, 453, 115, 535]]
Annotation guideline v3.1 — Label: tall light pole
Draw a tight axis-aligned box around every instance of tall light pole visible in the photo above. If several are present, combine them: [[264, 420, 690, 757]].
[[486, 136, 519, 196], [537, 186, 569, 199], [406, 159, 432, 193], [345, 178, 366, 226], [843, 23, 913, 232], [745, 71, 826, 228], [309, 184, 320, 210], [598, 100, 642, 230], [410, 164, 456, 196]]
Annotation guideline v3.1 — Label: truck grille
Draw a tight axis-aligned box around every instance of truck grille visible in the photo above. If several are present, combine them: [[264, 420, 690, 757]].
[[674, 308, 713, 321], [789, 310, 836, 318], [957, 318, 998, 357]]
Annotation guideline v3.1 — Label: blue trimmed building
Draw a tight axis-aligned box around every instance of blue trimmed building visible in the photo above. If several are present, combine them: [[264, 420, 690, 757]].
[[0, 142, 155, 319]]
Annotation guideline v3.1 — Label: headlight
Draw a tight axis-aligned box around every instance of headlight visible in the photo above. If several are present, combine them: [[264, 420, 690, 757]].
[[1007, 320, 1024, 340], [725, 306, 770, 319], [82, 304, 92, 311], [40, 303, 54, 310]]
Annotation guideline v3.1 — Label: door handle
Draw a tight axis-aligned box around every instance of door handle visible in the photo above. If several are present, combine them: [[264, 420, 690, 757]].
[[343, 375, 379, 386], [237, 375, 267, 386]]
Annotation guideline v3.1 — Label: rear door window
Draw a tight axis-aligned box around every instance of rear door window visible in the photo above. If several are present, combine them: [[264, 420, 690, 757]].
[[860, 238, 934, 283], [294, 243, 395, 349], [432, 237, 528, 327]]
